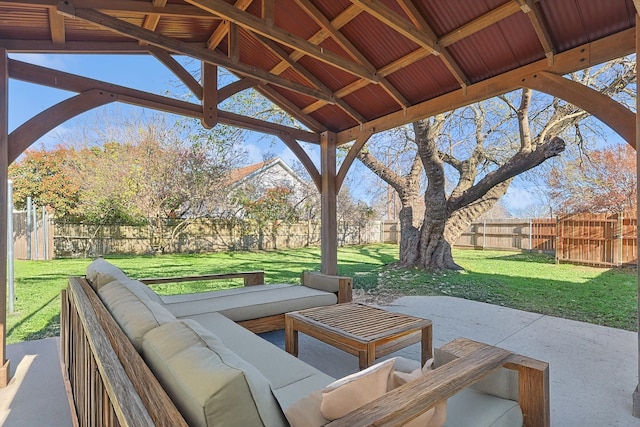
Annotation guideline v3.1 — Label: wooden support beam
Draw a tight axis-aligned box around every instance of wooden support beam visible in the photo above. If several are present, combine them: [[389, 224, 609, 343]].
[[18, 0, 212, 18], [337, 27, 636, 144], [279, 134, 321, 190], [252, 33, 365, 123], [149, 47, 203, 100], [9, 90, 116, 162], [0, 47, 9, 388], [350, 0, 439, 55], [438, 1, 521, 47], [517, 0, 555, 60], [396, 0, 468, 86], [294, 0, 408, 108], [201, 63, 217, 129], [320, 131, 338, 275], [633, 14, 640, 419], [262, 0, 273, 27], [217, 110, 319, 143], [185, 0, 378, 82], [56, 4, 336, 103], [142, 0, 168, 31], [206, 0, 253, 50], [48, 7, 65, 44], [228, 22, 239, 63], [336, 129, 373, 191], [8, 59, 317, 143], [521, 71, 635, 148]]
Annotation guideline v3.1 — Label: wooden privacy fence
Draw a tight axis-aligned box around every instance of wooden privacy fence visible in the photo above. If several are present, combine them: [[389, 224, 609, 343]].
[[53, 219, 385, 258], [455, 213, 637, 267]]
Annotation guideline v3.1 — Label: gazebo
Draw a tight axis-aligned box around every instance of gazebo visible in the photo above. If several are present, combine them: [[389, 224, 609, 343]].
[[0, 0, 638, 417]]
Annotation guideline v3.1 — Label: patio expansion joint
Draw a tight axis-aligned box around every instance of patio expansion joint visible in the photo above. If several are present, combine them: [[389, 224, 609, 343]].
[[493, 313, 547, 347]]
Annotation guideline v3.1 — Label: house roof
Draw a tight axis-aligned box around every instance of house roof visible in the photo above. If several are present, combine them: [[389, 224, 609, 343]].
[[1, 0, 636, 146], [228, 157, 304, 187]]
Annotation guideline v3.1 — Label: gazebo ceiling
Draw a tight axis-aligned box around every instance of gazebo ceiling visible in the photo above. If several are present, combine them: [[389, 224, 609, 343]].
[[0, 0, 637, 143]]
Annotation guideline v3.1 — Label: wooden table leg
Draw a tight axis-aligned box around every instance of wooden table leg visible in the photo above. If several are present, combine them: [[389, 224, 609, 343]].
[[284, 315, 298, 356], [421, 325, 433, 365], [360, 343, 376, 370]]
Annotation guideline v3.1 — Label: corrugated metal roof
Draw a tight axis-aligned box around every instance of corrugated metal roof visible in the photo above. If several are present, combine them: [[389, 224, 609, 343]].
[[0, 0, 636, 137]]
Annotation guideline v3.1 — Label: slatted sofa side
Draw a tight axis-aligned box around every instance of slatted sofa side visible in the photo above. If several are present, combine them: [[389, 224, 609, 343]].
[[61, 276, 188, 427]]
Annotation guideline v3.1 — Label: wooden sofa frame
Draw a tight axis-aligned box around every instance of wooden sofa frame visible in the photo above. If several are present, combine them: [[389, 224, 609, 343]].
[[138, 270, 353, 333], [61, 275, 550, 427]]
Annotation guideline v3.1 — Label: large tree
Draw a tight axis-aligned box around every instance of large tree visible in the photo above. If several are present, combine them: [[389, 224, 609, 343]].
[[356, 57, 635, 270]]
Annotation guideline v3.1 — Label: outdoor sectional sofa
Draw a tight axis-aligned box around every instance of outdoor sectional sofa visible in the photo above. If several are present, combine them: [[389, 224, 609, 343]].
[[60, 258, 550, 427]]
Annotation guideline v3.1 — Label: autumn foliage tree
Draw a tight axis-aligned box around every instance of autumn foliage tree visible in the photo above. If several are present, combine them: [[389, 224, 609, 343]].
[[9, 146, 81, 218], [547, 144, 636, 214]]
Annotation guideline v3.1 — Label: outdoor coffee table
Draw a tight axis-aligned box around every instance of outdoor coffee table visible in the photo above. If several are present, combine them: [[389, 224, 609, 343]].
[[285, 303, 432, 370]]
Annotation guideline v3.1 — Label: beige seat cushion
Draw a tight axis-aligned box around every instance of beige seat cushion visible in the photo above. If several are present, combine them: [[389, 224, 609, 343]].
[[142, 319, 288, 427], [162, 284, 337, 321], [86, 258, 130, 290], [445, 388, 522, 427], [184, 310, 335, 409], [98, 280, 175, 352]]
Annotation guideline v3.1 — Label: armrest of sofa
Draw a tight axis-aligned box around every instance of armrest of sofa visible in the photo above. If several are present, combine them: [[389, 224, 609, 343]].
[[327, 345, 513, 427], [301, 271, 353, 303], [138, 271, 265, 287], [438, 338, 550, 427]]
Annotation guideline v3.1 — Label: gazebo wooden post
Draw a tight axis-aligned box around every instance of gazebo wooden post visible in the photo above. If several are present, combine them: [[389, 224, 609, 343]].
[[634, 14, 640, 418], [320, 131, 338, 275], [0, 47, 10, 388]]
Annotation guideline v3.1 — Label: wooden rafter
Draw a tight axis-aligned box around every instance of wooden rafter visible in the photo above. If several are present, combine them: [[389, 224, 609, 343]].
[[350, 0, 439, 55], [56, 4, 336, 103], [516, 0, 555, 60], [337, 27, 636, 144], [395, 0, 468, 86], [251, 33, 366, 123], [20, 0, 213, 18], [207, 0, 253, 50], [294, 0, 409, 109], [438, 1, 521, 47], [184, 0, 378, 83], [142, 0, 168, 31], [48, 7, 65, 44]]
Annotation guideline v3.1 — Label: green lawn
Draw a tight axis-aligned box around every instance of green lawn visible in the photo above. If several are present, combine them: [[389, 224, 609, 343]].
[[5, 244, 637, 344]]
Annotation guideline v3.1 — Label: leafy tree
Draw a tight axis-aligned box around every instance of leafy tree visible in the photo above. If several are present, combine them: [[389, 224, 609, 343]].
[[547, 144, 636, 214], [9, 145, 81, 218], [355, 57, 635, 270]]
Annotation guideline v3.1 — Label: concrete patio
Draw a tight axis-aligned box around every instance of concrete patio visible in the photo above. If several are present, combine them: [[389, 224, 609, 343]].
[[1, 296, 637, 426]]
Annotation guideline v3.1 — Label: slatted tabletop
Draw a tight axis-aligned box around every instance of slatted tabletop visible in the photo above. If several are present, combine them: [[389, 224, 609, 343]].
[[285, 303, 432, 370]]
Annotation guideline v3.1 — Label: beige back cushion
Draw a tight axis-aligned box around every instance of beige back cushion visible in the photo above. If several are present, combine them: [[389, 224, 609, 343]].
[[434, 347, 519, 401], [86, 258, 130, 290], [142, 319, 288, 427], [98, 280, 175, 352], [302, 271, 349, 293]]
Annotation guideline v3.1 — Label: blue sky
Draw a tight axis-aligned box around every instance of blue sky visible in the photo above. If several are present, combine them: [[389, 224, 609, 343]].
[[8, 53, 628, 216]]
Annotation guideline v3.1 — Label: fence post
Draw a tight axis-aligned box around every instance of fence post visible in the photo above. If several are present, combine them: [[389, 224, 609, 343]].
[[555, 216, 560, 264], [618, 212, 623, 267], [32, 203, 38, 261], [482, 219, 486, 249], [529, 218, 533, 251], [26, 196, 31, 260]]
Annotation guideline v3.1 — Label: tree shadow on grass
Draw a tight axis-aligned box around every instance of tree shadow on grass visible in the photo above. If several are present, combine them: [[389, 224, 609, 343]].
[[385, 265, 637, 331], [8, 293, 61, 342]]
